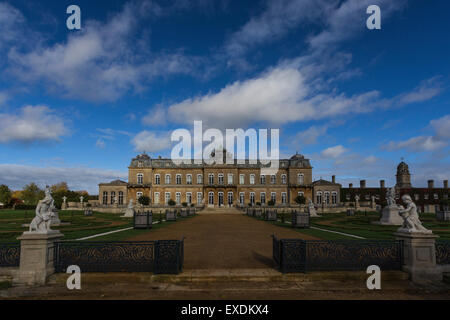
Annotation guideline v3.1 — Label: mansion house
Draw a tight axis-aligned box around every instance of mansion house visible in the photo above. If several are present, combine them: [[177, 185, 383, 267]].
[[98, 152, 341, 208]]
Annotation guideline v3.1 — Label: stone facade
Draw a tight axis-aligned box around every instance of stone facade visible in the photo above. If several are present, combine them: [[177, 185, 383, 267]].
[[312, 175, 341, 206], [98, 152, 314, 207]]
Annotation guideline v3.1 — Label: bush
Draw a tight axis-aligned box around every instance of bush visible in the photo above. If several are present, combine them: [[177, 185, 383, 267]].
[[138, 195, 150, 206], [182, 202, 188, 207], [268, 200, 275, 206], [294, 195, 306, 205], [191, 203, 195, 207], [248, 202, 253, 207], [14, 204, 36, 210], [168, 199, 176, 206], [256, 202, 261, 206]]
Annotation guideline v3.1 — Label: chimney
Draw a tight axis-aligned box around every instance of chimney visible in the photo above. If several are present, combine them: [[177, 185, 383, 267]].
[[360, 180, 366, 189], [349, 183, 353, 188], [332, 175, 336, 183], [380, 180, 385, 188], [428, 180, 434, 189], [444, 180, 448, 189]]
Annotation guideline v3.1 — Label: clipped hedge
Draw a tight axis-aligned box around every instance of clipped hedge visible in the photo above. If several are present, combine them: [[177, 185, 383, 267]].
[[14, 204, 36, 210]]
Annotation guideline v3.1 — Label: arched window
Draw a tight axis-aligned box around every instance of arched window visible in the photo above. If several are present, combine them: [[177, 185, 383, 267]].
[[111, 191, 116, 204], [297, 173, 304, 185], [281, 174, 287, 184], [332, 192, 337, 204], [260, 175, 266, 184], [316, 192, 323, 204], [325, 192, 330, 204], [218, 173, 224, 185], [176, 192, 181, 204], [176, 174, 182, 185], [186, 174, 192, 185], [208, 173, 214, 185], [137, 173, 143, 184], [281, 192, 287, 204], [197, 174, 203, 184], [154, 192, 160, 204], [155, 174, 160, 185], [118, 191, 123, 205], [165, 174, 171, 184], [208, 192, 214, 205], [102, 191, 108, 205], [271, 175, 276, 184], [250, 174, 255, 185]]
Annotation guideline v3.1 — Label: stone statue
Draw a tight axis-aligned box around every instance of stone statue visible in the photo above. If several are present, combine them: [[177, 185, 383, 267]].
[[80, 196, 84, 203], [354, 195, 360, 208], [397, 195, 432, 234], [62, 196, 68, 210], [29, 186, 56, 233], [122, 199, 135, 218], [308, 198, 319, 217], [386, 188, 396, 206]]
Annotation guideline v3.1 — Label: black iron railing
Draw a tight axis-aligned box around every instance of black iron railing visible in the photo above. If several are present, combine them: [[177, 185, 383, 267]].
[[54, 239, 184, 274], [0, 243, 20, 267], [436, 240, 450, 265], [272, 237, 403, 273]]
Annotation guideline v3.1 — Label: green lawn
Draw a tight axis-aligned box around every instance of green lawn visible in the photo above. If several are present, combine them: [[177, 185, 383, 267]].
[[248, 210, 450, 240], [0, 209, 193, 242]]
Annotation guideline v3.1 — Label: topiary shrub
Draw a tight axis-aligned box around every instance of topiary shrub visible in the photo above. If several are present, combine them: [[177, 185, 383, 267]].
[[168, 199, 176, 206]]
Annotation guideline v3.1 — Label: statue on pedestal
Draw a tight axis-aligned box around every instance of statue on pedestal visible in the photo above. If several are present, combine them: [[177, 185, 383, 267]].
[[354, 195, 360, 208], [29, 186, 56, 233], [122, 199, 135, 217], [397, 195, 432, 234], [308, 198, 319, 217], [373, 187, 403, 225], [62, 196, 67, 210]]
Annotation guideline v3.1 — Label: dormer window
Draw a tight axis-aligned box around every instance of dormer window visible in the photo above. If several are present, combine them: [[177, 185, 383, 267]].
[[138, 161, 143, 168], [137, 173, 143, 184]]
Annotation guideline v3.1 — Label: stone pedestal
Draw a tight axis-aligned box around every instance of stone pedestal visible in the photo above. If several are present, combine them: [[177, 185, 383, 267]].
[[15, 231, 64, 285], [394, 231, 442, 284], [373, 206, 403, 225]]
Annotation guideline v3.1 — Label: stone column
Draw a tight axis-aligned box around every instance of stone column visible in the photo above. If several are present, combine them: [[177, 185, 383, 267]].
[[394, 232, 442, 284], [15, 231, 64, 285]]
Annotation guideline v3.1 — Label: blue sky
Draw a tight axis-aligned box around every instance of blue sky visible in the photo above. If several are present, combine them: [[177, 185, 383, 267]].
[[0, 0, 449, 193]]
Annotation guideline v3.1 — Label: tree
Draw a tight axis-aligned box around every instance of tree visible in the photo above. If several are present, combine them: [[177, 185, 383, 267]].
[[0, 185, 12, 206], [268, 200, 275, 206], [295, 195, 306, 205], [168, 199, 176, 206], [138, 195, 150, 206], [20, 183, 44, 205], [50, 182, 69, 193]]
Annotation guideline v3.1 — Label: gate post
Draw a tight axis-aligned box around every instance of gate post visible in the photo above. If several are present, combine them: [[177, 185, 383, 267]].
[[394, 232, 442, 284], [15, 231, 64, 285]]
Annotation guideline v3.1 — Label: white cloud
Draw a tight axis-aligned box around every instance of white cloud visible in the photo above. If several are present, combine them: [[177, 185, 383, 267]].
[[0, 105, 68, 143], [6, 1, 203, 102], [142, 105, 167, 126], [384, 114, 450, 152], [131, 130, 171, 153], [0, 2, 25, 51], [294, 125, 328, 145], [95, 139, 106, 149], [0, 164, 126, 194], [363, 155, 378, 164], [321, 145, 347, 158]]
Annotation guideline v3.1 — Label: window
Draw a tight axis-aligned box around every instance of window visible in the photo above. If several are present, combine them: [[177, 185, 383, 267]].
[[176, 174, 182, 185], [176, 192, 181, 205], [118, 191, 123, 205], [281, 174, 287, 184], [208, 173, 214, 185], [227, 192, 233, 205], [271, 175, 276, 184], [197, 174, 203, 184], [414, 194, 419, 201], [365, 195, 370, 200], [297, 173, 304, 185], [208, 192, 214, 205], [197, 192, 203, 204], [260, 192, 266, 204], [282, 192, 287, 204], [111, 191, 116, 204], [138, 161, 143, 167], [155, 174, 160, 185], [102, 191, 108, 205], [154, 192, 160, 204], [250, 192, 255, 205], [239, 192, 245, 205], [136, 192, 143, 199], [332, 192, 337, 204], [434, 193, 439, 200], [137, 173, 143, 184], [186, 192, 192, 205], [316, 192, 323, 204], [165, 174, 171, 184], [346, 194, 351, 200], [424, 194, 429, 200], [271, 192, 276, 203], [325, 192, 330, 204], [250, 174, 255, 185], [239, 174, 245, 184], [260, 175, 266, 184], [186, 174, 192, 185], [165, 192, 170, 204], [218, 173, 224, 185], [228, 173, 233, 185]]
